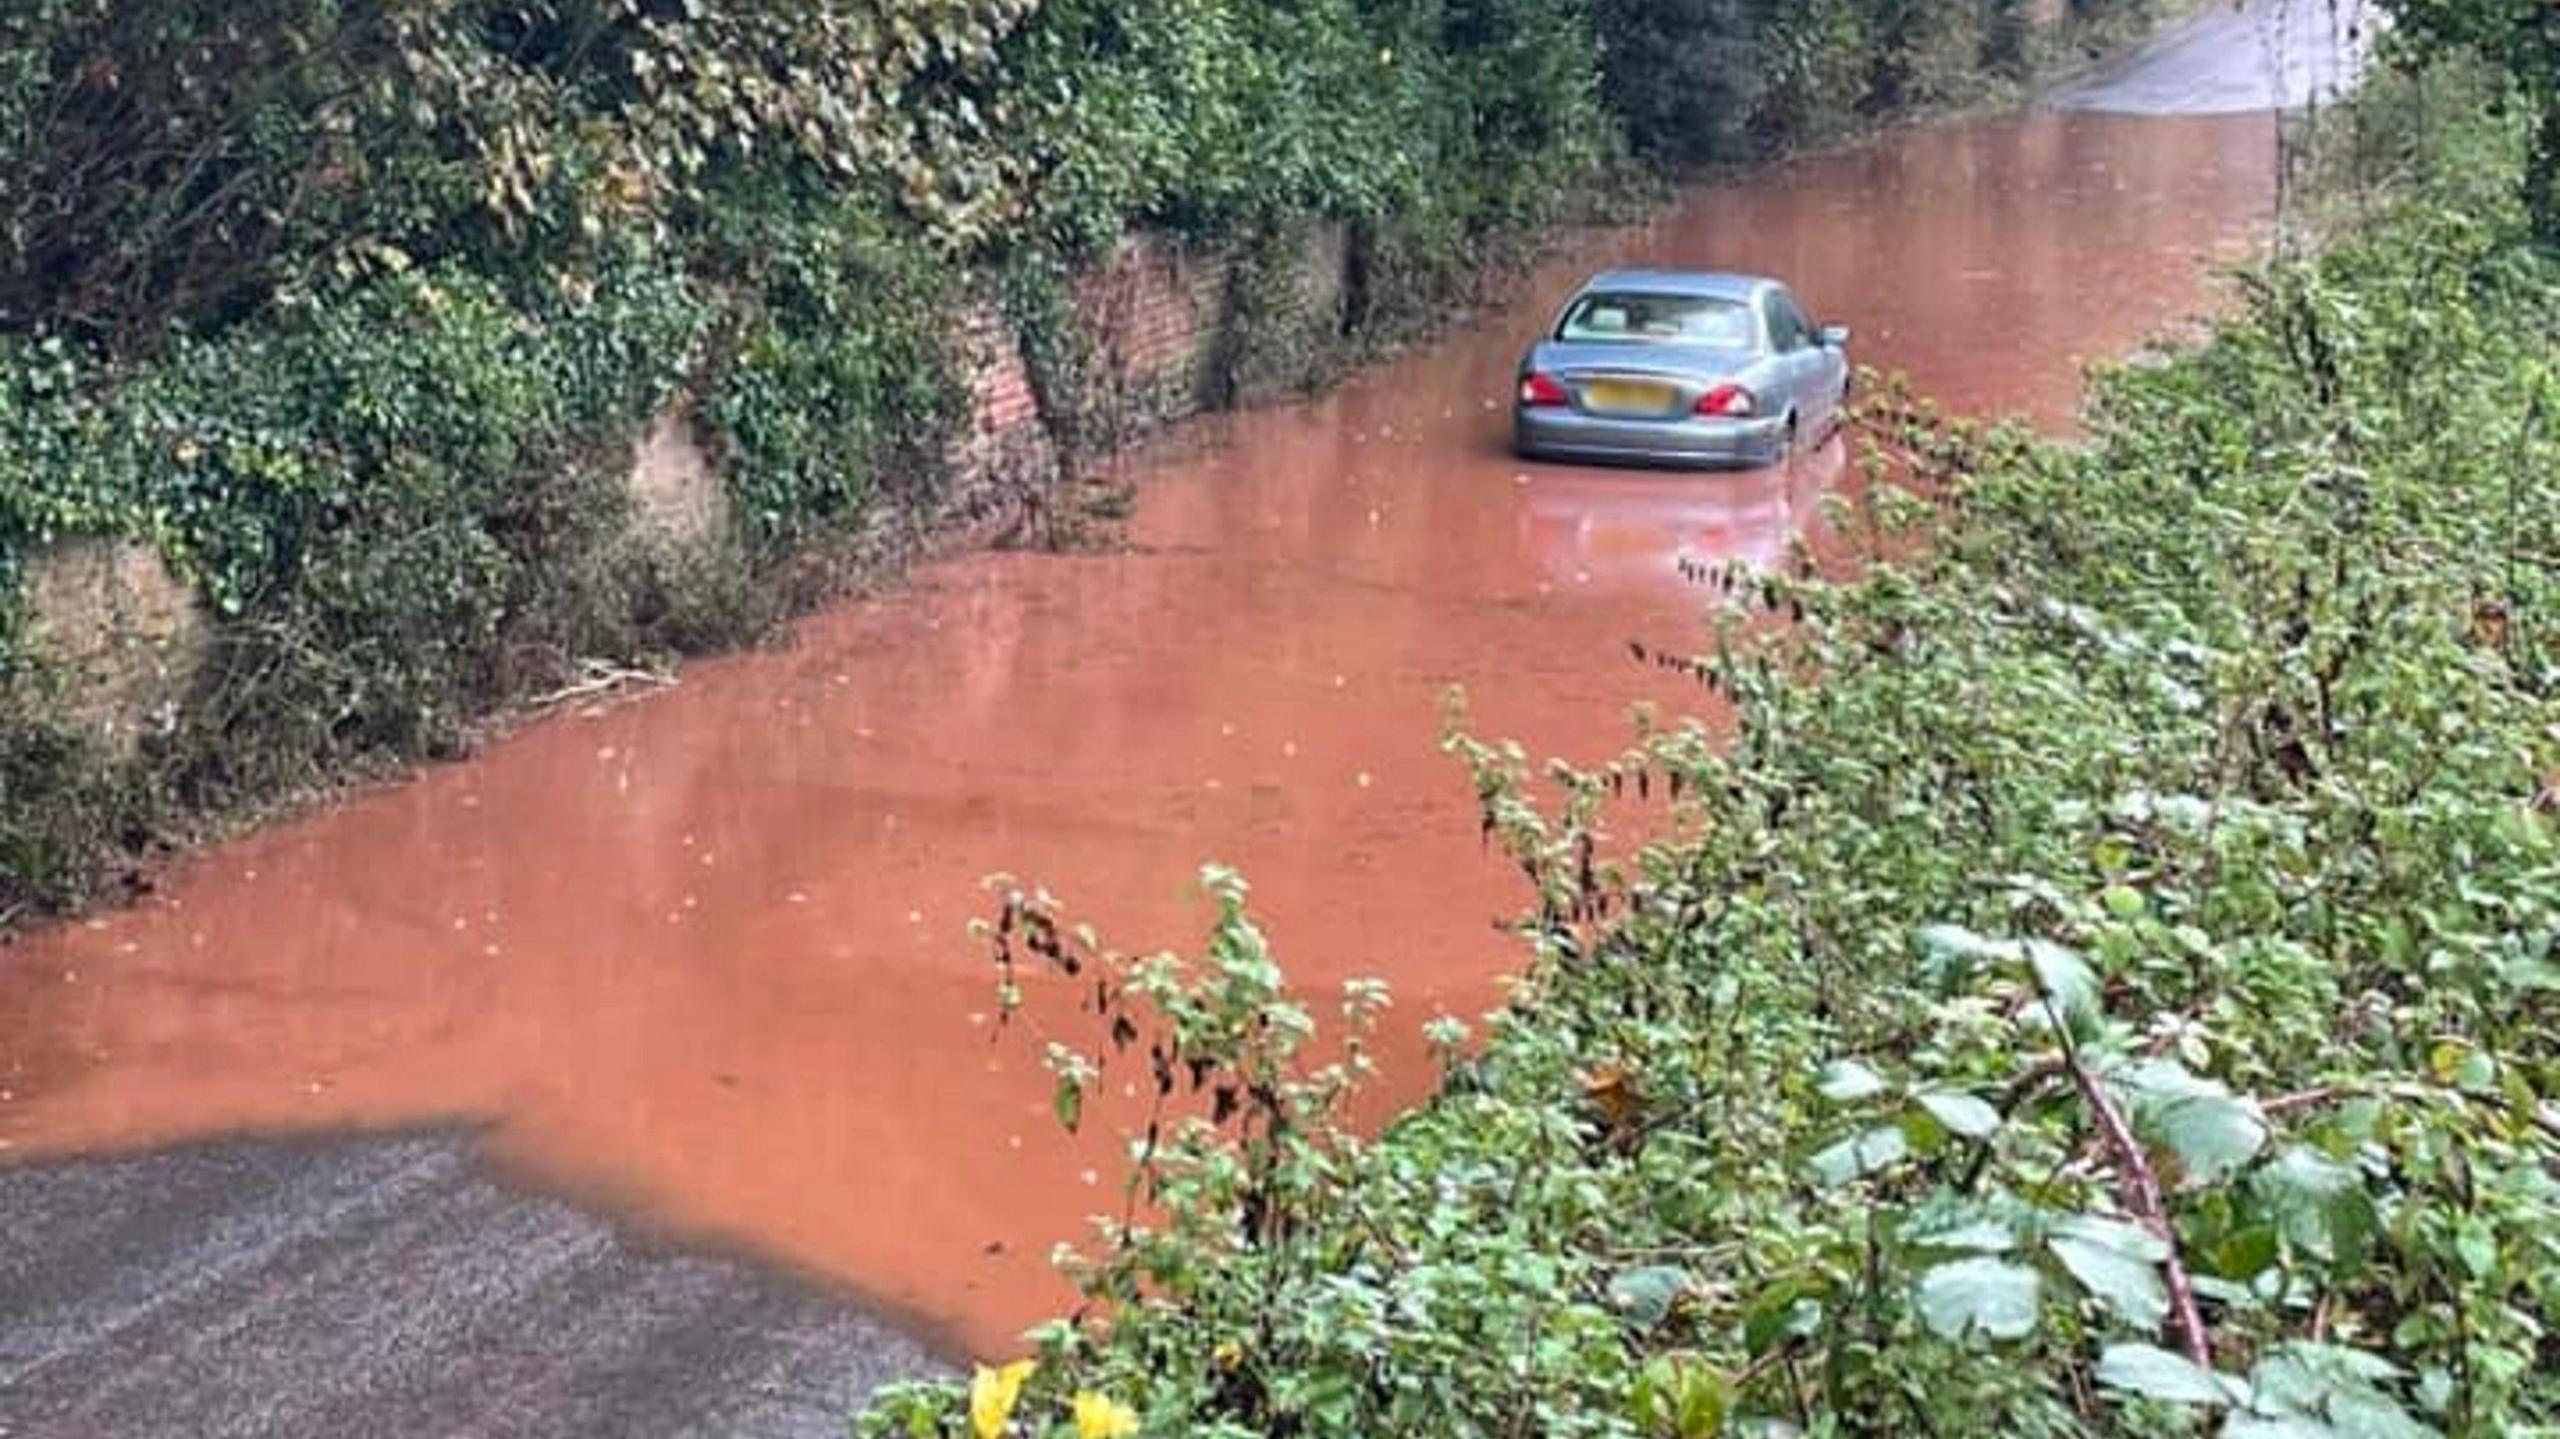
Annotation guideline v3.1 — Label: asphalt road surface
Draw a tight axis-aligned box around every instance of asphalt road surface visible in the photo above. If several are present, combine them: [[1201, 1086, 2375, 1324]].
[[2050, 0, 2372, 115], [0, 1134, 942, 1438]]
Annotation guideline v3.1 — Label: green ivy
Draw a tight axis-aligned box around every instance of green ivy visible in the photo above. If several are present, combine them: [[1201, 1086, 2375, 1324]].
[[699, 192, 968, 547]]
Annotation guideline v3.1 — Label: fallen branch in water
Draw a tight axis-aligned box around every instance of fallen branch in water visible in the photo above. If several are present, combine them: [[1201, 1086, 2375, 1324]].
[[526, 659, 675, 712]]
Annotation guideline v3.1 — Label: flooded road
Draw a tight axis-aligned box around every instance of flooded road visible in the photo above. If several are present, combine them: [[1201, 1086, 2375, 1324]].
[[4, 106, 2279, 1371]]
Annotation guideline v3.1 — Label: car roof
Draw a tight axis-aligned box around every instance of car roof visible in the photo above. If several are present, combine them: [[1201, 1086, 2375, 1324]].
[[1575, 269, 1771, 300]]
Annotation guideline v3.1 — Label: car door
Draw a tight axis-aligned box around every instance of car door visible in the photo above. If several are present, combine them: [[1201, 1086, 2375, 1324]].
[[1774, 286, 1847, 433], [1758, 288, 1819, 436]]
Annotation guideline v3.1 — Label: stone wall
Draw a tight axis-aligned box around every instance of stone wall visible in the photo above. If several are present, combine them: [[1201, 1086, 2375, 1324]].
[[17, 538, 209, 759], [627, 407, 729, 552], [7, 221, 1357, 758]]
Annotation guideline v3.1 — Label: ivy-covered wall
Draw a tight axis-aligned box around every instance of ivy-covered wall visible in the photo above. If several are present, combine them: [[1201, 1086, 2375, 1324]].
[[0, 0, 2162, 915]]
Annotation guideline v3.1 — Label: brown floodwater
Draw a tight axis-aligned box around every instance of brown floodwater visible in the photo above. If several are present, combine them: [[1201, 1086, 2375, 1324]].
[[0, 110, 2277, 1358]]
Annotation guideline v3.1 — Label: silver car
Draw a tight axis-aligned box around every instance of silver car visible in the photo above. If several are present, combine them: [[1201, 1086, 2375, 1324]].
[[1513, 270, 1850, 468]]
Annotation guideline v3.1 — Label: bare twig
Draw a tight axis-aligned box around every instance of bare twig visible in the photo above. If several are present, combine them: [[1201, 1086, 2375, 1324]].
[[2262, 1087, 2342, 1116]]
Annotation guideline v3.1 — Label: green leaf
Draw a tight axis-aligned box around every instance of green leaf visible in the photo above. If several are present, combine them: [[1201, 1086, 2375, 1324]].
[[1742, 1281, 1822, 1357], [2326, 1390, 2437, 1439], [2055, 1212, 2169, 1259], [2212, 1224, 2281, 1281], [1818, 1058, 1893, 1103], [1608, 1265, 1689, 1329], [2051, 1233, 2169, 1330], [2120, 1060, 2266, 1182], [2452, 1220, 2496, 1280], [2256, 1148, 2377, 1269], [1914, 1258, 2041, 1342], [2251, 1344, 2410, 1421], [1905, 1213, 2018, 1255], [1052, 1073, 1083, 1133], [1917, 922, 1996, 961], [2221, 1416, 2334, 1439], [2096, 1343, 2244, 1407], [1916, 1089, 2003, 1139], [2025, 939, 2100, 1032], [1808, 1125, 1908, 1187]]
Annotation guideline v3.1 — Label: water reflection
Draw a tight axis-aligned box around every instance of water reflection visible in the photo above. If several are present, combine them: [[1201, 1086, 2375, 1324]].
[[1515, 439, 1844, 595]]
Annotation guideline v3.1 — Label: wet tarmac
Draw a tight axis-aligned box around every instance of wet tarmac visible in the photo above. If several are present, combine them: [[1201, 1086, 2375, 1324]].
[[0, 8, 2356, 1432], [0, 1131, 939, 1437]]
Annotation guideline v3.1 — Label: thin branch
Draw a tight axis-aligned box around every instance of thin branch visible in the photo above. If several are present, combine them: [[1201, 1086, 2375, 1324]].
[[2262, 1087, 2342, 1116], [2063, 1047, 2214, 1369]]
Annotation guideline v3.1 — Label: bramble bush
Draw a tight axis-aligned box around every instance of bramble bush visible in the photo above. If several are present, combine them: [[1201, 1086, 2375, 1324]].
[[858, 72, 2560, 1439]]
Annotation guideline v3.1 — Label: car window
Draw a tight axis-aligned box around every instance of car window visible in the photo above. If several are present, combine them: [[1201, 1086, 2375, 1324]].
[[1763, 290, 1813, 351], [1557, 292, 1755, 348]]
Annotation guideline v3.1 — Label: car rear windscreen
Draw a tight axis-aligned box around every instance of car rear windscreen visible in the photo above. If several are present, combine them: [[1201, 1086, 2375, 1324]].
[[1557, 292, 1754, 347]]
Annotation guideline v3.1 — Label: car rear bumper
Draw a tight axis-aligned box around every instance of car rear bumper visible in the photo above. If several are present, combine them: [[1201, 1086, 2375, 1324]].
[[1514, 407, 1786, 469]]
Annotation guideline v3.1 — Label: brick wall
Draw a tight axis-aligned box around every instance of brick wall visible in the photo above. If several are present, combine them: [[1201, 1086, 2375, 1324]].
[[1072, 233, 1233, 439], [939, 222, 1353, 514], [940, 291, 1061, 530]]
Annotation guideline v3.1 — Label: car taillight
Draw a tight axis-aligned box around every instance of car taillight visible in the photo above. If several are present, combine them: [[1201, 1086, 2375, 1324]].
[[1519, 372, 1569, 408], [1696, 384, 1756, 418]]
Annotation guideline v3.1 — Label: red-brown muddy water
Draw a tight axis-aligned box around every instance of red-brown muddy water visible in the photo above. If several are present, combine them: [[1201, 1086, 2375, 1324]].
[[0, 110, 2275, 1358]]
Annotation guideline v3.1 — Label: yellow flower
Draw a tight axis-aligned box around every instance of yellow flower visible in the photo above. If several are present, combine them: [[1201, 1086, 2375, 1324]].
[[1212, 1339, 1245, 1371], [969, 1359, 1036, 1439], [1072, 1391, 1140, 1439]]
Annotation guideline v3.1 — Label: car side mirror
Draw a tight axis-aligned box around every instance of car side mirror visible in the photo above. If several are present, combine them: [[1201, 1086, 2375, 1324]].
[[1819, 324, 1851, 348]]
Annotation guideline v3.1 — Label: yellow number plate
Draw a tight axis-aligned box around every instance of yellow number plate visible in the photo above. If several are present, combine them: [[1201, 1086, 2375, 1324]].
[[1583, 379, 1675, 414]]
